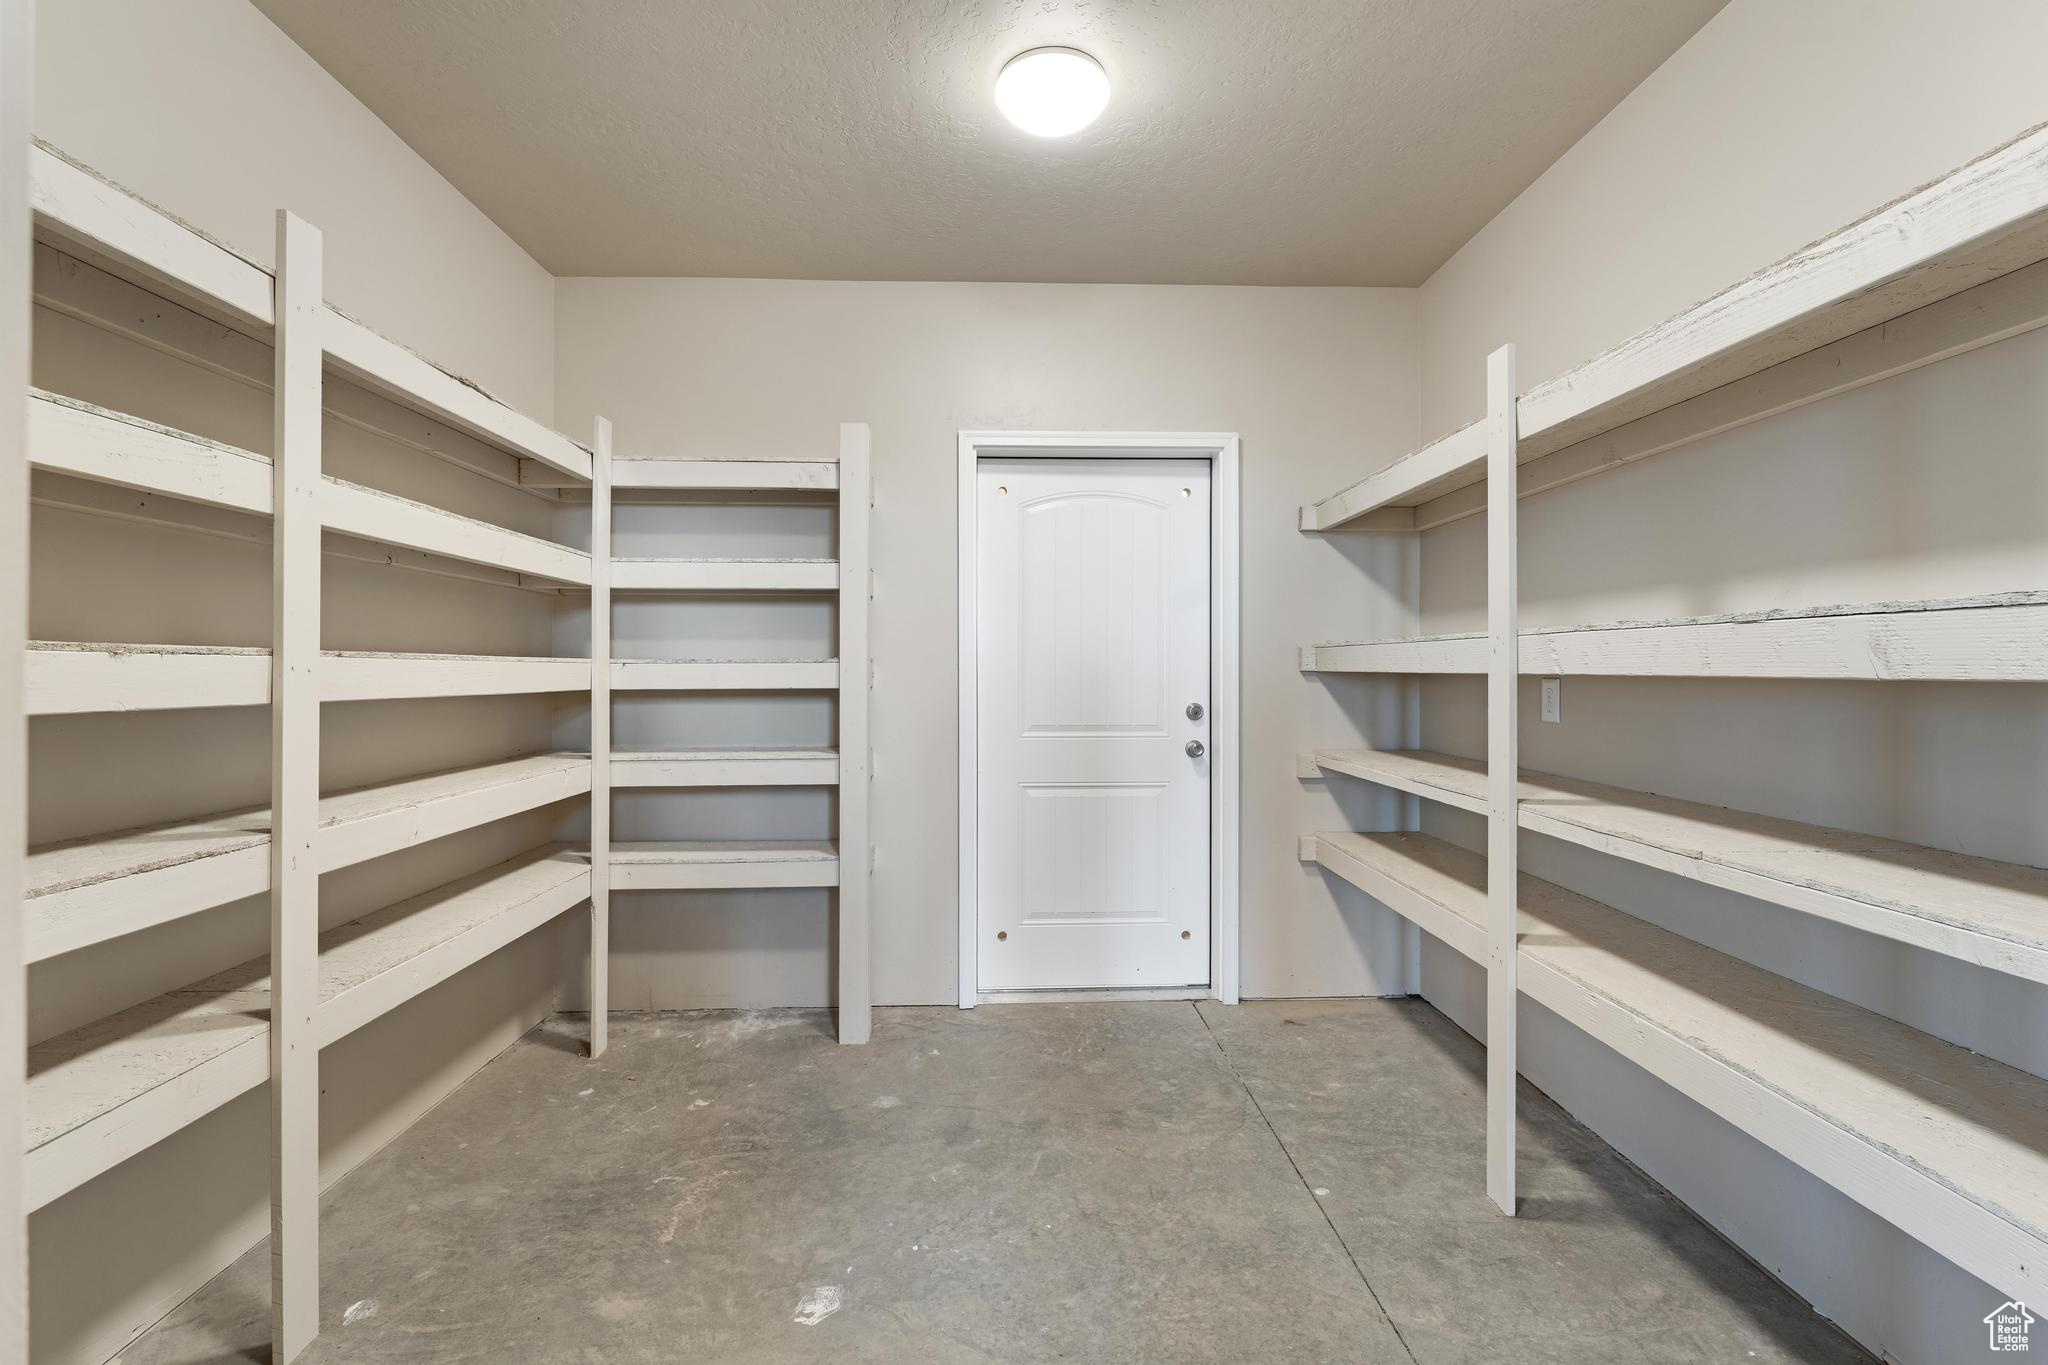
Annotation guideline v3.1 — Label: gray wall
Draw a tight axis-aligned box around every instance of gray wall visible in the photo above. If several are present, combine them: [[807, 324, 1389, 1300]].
[[1410, 2, 2048, 1360]]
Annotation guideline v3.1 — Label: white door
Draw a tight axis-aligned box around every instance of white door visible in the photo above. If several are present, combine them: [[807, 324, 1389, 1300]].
[[977, 458, 1211, 991]]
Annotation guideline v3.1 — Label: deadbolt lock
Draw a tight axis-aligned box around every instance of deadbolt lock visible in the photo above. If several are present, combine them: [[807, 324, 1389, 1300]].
[[1186, 702, 1204, 721]]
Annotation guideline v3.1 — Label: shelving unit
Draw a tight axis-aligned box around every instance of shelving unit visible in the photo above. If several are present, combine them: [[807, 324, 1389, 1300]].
[[17, 143, 879, 1356], [597, 432, 873, 1044], [2, 12, 28, 1359], [1297, 121, 2048, 1299], [1310, 830, 2048, 1306], [27, 753, 590, 961], [19, 144, 607, 1363], [26, 846, 589, 1214], [1301, 123, 2048, 532]]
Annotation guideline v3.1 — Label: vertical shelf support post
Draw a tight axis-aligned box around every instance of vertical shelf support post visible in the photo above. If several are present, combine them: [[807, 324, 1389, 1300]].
[[0, 0, 31, 1352], [588, 417, 612, 1057], [270, 211, 324, 1359], [1485, 342, 1519, 1216], [838, 423, 872, 1044]]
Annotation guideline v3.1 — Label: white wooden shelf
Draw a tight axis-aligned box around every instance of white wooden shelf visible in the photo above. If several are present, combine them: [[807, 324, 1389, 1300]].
[[29, 389, 591, 585], [609, 840, 840, 891], [532, 456, 837, 493], [24, 845, 587, 1212], [23, 137, 612, 1359], [1310, 748, 2048, 984], [1310, 829, 2048, 1307], [610, 748, 839, 787], [323, 481, 588, 585], [321, 312, 589, 483], [610, 557, 839, 592], [29, 143, 590, 482], [26, 753, 589, 962], [609, 658, 840, 691], [1303, 123, 2048, 529], [1301, 592, 2048, 680], [26, 641, 271, 712], [26, 642, 591, 713]]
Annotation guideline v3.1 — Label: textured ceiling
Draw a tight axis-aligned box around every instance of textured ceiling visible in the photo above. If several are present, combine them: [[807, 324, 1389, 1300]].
[[254, 0, 1725, 284]]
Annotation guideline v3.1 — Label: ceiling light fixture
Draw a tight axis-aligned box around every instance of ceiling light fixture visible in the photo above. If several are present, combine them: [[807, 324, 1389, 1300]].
[[994, 47, 1110, 138]]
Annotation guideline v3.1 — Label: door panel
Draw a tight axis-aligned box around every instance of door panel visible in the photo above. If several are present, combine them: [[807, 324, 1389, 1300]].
[[978, 458, 1210, 991]]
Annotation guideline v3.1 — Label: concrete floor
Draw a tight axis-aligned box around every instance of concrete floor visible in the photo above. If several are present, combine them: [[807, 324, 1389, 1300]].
[[117, 1000, 1871, 1364]]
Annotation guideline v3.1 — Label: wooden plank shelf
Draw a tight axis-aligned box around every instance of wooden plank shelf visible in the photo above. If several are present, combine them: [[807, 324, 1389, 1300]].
[[545, 456, 838, 493], [24, 845, 588, 1212], [322, 480, 588, 585], [30, 139, 273, 328], [609, 840, 840, 891], [610, 748, 839, 788], [29, 390, 591, 585], [610, 557, 838, 593], [27, 642, 591, 713], [1312, 829, 2048, 1307], [28, 142, 590, 481], [1310, 748, 2048, 983], [1300, 592, 2048, 680], [26, 641, 270, 713], [26, 753, 589, 962], [609, 658, 840, 691], [1302, 122, 2048, 530], [321, 312, 590, 483]]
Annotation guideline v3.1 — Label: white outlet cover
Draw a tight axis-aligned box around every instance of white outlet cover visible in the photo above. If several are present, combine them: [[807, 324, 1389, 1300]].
[[1541, 678, 1562, 723]]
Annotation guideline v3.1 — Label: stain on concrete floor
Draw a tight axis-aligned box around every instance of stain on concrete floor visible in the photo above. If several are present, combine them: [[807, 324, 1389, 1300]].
[[112, 1000, 1870, 1364]]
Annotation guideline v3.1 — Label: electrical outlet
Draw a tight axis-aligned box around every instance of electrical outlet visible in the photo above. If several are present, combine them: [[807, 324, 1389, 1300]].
[[1541, 677, 1562, 723]]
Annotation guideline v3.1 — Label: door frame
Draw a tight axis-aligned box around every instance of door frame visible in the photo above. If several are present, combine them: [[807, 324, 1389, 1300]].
[[956, 431, 1242, 1008]]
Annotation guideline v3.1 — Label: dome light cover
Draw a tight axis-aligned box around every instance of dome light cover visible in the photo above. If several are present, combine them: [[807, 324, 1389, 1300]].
[[994, 47, 1110, 138]]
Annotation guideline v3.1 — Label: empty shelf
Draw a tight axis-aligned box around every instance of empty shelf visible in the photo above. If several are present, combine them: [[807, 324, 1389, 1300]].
[[610, 558, 839, 592], [1312, 748, 2048, 983], [321, 311, 590, 482], [25, 845, 588, 1211], [322, 481, 589, 585], [29, 390, 590, 585], [322, 650, 590, 702], [27, 753, 590, 961], [609, 658, 840, 691], [29, 387, 269, 512], [1300, 592, 2048, 680], [600, 458, 837, 492], [1303, 122, 2048, 528], [27, 642, 591, 713], [609, 840, 840, 890], [610, 748, 839, 787], [1312, 829, 2048, 1306], [30, 143, 589, 481], [27, 641, 269, 712]]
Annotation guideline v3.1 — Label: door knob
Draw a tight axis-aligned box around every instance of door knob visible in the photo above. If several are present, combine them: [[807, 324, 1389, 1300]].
[[1186, 702, 1205, 721], [1185, 740, 1205, 758]]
